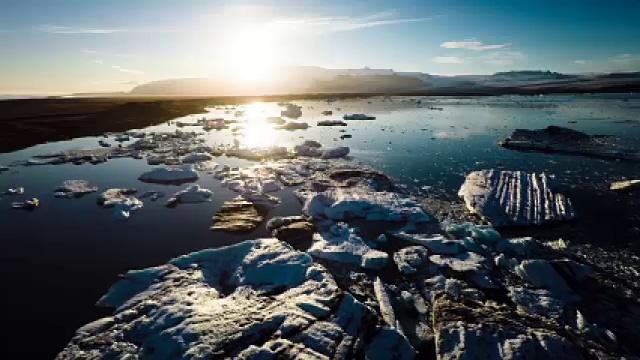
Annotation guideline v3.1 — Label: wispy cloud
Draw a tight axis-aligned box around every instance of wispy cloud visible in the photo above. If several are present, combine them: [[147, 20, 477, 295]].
[[441, 41, 510, 51], [483, 51, 525, 65], [609, 53, 638, 64], [83, 49, 136, 59], [92, 59, 104, 65], [432, 56, 464, 64], [573, 59, 589, 65], [272, 11, 428, 33], [35, 25, 124, 34], [111, 65, 144, 75]]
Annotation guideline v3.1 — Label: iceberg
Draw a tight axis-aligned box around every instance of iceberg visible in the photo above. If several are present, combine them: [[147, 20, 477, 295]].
[[138, 165, 199, 184], [165, 184, 213, 206], [54, 180, 98, 198], [458, 170, 576, 226], [308, 222, 388, 269]]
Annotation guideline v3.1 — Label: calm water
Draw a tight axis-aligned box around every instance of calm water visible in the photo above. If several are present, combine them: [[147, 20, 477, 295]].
[[1, 94, 639, 358]]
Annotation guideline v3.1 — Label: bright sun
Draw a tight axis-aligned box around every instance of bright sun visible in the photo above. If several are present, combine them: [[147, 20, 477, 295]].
[[227, 25, 278, 84]]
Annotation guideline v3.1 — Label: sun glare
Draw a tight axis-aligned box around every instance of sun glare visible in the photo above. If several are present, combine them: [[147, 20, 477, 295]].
[[227, 25, 279, 85], [240, 102, 279, 148]]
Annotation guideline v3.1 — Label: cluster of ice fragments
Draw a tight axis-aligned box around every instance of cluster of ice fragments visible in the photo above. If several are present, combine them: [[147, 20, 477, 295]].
[[57, 239, 413, 360]]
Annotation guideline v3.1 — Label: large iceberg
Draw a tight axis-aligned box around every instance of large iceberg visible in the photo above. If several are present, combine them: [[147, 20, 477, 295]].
[[458, 170, 576, 226], [57, 239, 413, 360]]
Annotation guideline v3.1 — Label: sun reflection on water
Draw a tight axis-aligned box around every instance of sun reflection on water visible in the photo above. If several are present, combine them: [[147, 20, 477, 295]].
[[239, 102, 279, 148]]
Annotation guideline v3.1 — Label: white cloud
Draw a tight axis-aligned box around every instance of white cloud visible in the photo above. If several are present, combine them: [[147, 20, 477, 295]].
[[432, 56, 464, 64], [35, 25, 124, 34], [272, 11, 428, 33], [83, 49, 136, 59], [441, 41, 510, 51], [92, 59, 104, 65], [609, 53, 638, 64], [111, 65, 144, 75], [573, 60, 589, 65], [483, 51, 525, 65]]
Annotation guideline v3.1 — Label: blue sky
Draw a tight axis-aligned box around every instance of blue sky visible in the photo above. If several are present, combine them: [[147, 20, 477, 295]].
[[1, 0, 639, 94]]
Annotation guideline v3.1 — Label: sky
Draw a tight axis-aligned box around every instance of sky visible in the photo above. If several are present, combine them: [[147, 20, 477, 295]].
[[1, 0, 639, 94]]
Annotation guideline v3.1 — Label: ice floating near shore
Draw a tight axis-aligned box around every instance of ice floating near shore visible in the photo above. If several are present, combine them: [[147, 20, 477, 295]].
[[308, 222, 388, 269], [11, 198, 39, 210], [500, 125, 640, 161], [211, 197, 264, 232], [54, 180, 98, 198], [57, 239, 413, 360], [165, 184, 213, 207], [343, 113, 376, 120], [317, 119, 347, 126], [458, 170, 576, 226], [138, 165, 199, 184]]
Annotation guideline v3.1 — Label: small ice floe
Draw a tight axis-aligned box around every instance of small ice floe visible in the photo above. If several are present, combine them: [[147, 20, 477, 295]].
[[11, 198, 39, 211], [2, 187, 25, 196], [458, 170, 575, 226], [165, 184, 213, 207], [181, 153, 213, 163], [266, 215, 315, 250], [317, 119, 347, 126], [98, 140, 111, 148], [610, 179, 640, 192], [97, 188, 137, 207], [113, 197, 143, 220], [278, 121, 309, 131], [114, 134, 130, 142], [321, 110, 333, 115], [139, 191, 164, 201], [201, 118, 228, 130], [308, 222, 388, 269], [281, 103, 302, 118], [321, 146, 350, 159], [343, 113, 376, 120], [138, 165, 199, 184], [499, 125, 640, 161], [0, 166, 9, 173], [226, 147, 289, 160], [211, 197, 263, 232], [54, 180, 98, 198], [394, 246, 429, 274]]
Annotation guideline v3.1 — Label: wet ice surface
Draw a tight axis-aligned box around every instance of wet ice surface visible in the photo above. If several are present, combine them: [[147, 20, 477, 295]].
[[1, 94, 640, 358]]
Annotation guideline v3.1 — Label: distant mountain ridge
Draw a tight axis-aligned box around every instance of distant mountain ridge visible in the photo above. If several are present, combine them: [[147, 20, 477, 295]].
[[128, 67, 640, 96]]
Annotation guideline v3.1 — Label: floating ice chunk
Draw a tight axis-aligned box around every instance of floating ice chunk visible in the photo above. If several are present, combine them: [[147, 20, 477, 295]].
[[166, 184, 213, 206], [304, 186, 430, 223], [181, 153, 213, 163], [211, 197, 264, 232], [509, 287, 565, 318], [514, 259, 579, 302], [393, 246, 429, 274], [138, 165, 199, 184], [321, 110, 333, 116], [496, 237, 541, 257], [343, 113, 376, 120], [295, 145, 323, 157], [113, 197, 143, 220], [0, 166, 9, 173], [241, 191, 281, 209], [3, 187, 24, 196], [392, 232, 462, 255], [317, 120, 347, 126], [610, 179, 640, 192], [260, 180, 282, 193], [365, 328, 415, 360], [279, 121, 309, 130], [374, 277, 399, 329], [430, 252, 490, 272], [97, 188, 137, 207], [139, 190, 164, 201], [11, 198, 39, 210], [321, 146, 350, 159], [302, 140, 322, 148], [458, 170, 576, 226], [308, 222, 388, 269], [281, 103, 302, 118], [54, 180, 98, 198]]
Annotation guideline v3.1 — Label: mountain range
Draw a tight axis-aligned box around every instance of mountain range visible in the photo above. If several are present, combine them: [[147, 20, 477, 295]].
[[122, 67, 640, 96]]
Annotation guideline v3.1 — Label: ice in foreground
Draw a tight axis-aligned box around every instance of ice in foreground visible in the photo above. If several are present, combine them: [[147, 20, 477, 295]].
[[57, 238, 412, 360], [458, 170, 576, 226]]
